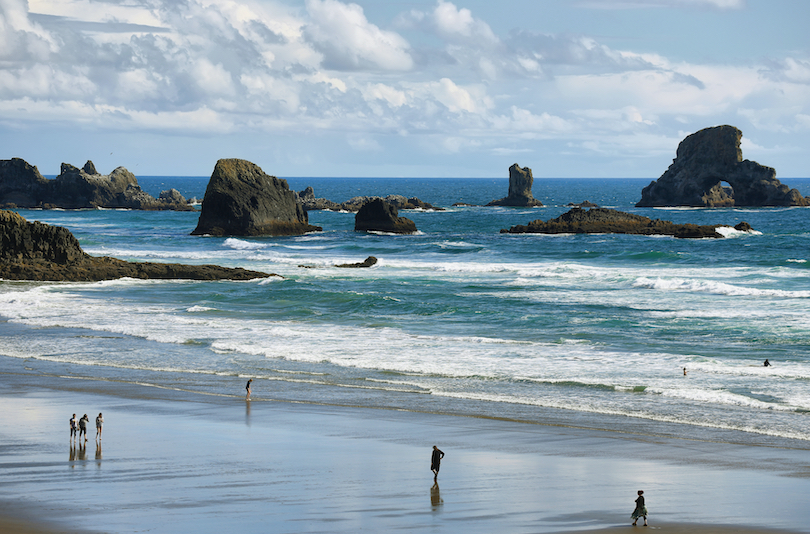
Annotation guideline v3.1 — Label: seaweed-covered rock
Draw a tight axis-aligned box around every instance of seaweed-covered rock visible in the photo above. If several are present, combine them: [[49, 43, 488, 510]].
[[354, 199, 417, 234], [192, 159, 321, 236], [487, 164, 543, 207], [637, 126, 809, 207], [0, 210, 274, 281], [501, 207, 751, 239]]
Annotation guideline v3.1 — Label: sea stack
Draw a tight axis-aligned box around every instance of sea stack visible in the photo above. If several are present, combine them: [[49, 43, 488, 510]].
[[192, 159, 321, 237], [487, 164, 543, 207], [637, 125, 809, 207], [354, 198, 417, 234]]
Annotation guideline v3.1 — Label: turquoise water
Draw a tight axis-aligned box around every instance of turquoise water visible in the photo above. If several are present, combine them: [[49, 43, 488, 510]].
[[2, 177, 810, 441]]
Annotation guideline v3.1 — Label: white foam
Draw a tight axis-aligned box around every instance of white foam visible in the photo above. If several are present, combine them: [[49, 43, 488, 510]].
[[633, 276, 810, 298]]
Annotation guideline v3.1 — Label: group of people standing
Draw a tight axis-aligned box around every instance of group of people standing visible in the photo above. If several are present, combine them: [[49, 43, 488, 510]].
[[70, 413, 103, 442]]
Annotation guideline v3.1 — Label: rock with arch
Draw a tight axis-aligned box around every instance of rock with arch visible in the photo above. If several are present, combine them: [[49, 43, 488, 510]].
[[636, 125, 809, 207]]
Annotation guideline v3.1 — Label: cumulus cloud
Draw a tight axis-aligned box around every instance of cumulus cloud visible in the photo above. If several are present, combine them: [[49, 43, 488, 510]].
[[0, 0, 806, 175], [304, 0, 413, 71]]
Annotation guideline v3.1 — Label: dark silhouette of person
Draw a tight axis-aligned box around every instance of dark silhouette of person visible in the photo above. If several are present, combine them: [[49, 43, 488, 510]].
[[431, 445, 445, 480], [246, 379, 253, 400], [631, 490, 648, 527], [764, 359, 771, 367]]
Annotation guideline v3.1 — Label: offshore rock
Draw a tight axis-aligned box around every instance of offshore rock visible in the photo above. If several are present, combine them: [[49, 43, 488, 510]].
[[501, 207, 751, 239], [298, 188, 442, 212], [0, 210, 275, 281], [487, 164, 543, 207], [335, 256, 378, 268], [192, 159, 321, 236], [354, 199, 417, 234], [637, 126, 809, 207], [0, 158, 193, 210]]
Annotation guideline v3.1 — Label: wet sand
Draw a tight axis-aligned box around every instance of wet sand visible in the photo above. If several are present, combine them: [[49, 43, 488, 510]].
[[1, 370, 809, 534]]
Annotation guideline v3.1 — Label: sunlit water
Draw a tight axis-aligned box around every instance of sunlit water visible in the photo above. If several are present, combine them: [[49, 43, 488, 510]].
[[3, 177, 810, 442]]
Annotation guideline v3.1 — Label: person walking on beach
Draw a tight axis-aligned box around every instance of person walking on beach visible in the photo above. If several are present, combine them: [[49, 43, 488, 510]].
[[70, 414, 78, 441], [631, 490, 648, 526], [431, 445, 445, 480], [246, 379, 253, 401], [95, 413, 104, 440], [78, 414, 89, 442]]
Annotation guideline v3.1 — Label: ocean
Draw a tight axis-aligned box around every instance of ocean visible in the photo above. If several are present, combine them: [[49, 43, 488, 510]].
[[2, 176, 810, 445]]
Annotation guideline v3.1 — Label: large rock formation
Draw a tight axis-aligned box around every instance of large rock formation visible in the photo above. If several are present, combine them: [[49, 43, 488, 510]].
[[0, 158, 193, 210], [354, 199, 417, 234], [297, 187, 442, 212], [487, 164, 543, 207], [192, 159, 321, 237], [501, 207, 752, 239], [0, 210, 274, 281], [637, 126, 809, 207]]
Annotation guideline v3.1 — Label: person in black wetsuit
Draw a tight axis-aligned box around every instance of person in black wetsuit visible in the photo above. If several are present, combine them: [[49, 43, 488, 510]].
[[764, 359, 771, 367], [431, 445, 445, 480], [246, 379, 253, 400]]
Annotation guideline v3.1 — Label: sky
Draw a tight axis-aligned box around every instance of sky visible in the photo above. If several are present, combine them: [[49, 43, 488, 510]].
[[0, 0, 808, 178]]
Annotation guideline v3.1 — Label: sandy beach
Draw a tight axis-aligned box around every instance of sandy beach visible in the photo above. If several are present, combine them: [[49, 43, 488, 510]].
[[1, 358, 809, 534]]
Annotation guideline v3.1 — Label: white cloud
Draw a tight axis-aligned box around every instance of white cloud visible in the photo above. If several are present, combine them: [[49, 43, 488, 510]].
[[304, 0, 413, 71], [578, 0, 745, 9]]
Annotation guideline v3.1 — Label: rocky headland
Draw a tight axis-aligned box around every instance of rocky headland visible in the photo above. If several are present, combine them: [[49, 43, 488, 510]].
[[487, 164, 543, 207], [297, 187, 442, 212], [501, 207, 752, 238], [0, 158, 193, 210], [192, 159, 321, 237], [354, 198, 417, 234], [0, 210, 274, 281], [637, 125, 809, 207]]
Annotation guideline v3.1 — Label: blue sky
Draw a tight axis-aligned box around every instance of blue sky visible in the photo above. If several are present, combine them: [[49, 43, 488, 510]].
[[0, 0, 808, 178]]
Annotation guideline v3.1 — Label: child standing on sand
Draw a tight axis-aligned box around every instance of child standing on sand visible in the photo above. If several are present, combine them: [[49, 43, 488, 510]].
[[631, 490, 648, 526]]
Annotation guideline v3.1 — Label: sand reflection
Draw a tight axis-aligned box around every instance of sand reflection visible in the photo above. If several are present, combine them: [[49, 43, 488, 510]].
[[431, 481, 443, 508]]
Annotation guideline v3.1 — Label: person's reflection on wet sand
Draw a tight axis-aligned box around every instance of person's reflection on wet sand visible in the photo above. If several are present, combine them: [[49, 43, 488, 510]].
[[430, 481, 443, 507], [69, 443, 77, 466], [95, 442, 102, 467], [77, 441, 87, 461], [245, 399, 251, 425]]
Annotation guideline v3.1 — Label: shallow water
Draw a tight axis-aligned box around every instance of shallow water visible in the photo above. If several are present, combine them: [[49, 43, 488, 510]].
[[3, 177, 810, 442]]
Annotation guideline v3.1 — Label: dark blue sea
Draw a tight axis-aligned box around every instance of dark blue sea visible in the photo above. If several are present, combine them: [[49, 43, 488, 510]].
[[3, 177, 810, 442]]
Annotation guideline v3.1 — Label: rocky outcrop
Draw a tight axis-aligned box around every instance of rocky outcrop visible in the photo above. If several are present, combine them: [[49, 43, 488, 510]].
[[297, 187, 443, 212], [637, 126, 809, 207], [0, 158, 193, 210], [335, 256, 378, 268], [501, 207, 752, 239], [0, 210, 274, 281], [487, 164, 543, 207], [192, 159, 321, 237], [568, 200, 599, 208], [354, 199, 417, 234]]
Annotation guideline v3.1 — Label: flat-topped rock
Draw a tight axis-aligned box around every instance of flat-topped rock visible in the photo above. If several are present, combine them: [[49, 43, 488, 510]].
[[501, 207, 752, 239], [637, 126, 809, 207], [192, 159, 321, 237], [487, 164, 543, 207], [0, 210, 274, 281], [298, 188, 442, 212]]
